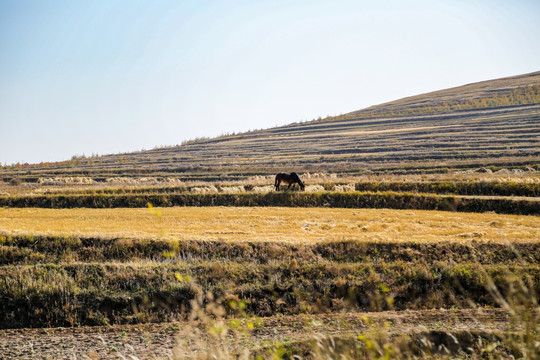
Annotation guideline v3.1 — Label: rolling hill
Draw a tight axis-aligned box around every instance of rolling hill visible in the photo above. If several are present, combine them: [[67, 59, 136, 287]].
[[2, 71, 540, 183]]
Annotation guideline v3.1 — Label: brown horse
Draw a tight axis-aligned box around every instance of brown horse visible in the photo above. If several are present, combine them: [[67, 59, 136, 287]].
[[274, 172, 305, 191]]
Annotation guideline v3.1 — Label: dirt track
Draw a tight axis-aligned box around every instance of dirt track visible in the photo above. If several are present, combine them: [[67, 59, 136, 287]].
[[0, 308, 513, 359]]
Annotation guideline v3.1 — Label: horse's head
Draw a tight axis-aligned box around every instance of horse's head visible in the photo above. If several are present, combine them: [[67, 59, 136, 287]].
[[292, 173, 305, 191]]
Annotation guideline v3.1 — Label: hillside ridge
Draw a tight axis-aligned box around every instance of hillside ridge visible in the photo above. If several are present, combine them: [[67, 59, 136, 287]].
[[1, 71, 539, 180], [354, 70, 540, 115]]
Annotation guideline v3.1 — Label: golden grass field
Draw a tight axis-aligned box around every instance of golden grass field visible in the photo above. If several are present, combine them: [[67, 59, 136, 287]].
[[1, 206, 538, 243]]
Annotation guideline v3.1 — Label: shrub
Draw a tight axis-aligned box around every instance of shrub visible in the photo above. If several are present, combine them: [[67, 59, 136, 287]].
[[9, 178, 21, 186]]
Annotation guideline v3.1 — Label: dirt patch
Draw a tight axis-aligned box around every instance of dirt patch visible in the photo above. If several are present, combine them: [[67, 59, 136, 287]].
[[0, 309, 512, 359]]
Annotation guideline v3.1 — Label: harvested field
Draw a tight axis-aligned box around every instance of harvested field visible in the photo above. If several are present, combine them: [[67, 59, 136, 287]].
[[0, 207, 538, 243], [0, 208, 538, 340]]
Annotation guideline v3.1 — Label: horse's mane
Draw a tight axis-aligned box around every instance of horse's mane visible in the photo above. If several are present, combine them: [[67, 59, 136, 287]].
[[291, 172, 303, 185]]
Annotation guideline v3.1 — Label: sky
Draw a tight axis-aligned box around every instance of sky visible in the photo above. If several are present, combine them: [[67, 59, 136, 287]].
[[1, 0, 539, 165]]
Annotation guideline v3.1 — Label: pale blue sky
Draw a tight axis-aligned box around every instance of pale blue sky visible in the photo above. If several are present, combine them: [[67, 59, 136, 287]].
[[1, 0, 539, 165]]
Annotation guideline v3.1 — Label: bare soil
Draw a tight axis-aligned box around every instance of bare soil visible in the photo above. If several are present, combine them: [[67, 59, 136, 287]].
[[0, 308, 513, 359]]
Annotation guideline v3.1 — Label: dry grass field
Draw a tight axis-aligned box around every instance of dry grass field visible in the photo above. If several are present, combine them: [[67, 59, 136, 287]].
[[0, 207, 538, 244], [1, 72, 539, 359], [1, 206, 539, 358]]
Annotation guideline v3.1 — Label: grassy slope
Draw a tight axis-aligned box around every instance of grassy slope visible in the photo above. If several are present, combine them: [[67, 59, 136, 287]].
[[1, 233, 539, 328], [348, 70, 540, 116], [1, 71, 539, 182]]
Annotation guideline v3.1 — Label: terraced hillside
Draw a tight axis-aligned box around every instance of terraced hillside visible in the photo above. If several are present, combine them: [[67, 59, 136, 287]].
[[1, 73, 539, 359], [347, 70, 540, 117], [1, 71, 539, 183]]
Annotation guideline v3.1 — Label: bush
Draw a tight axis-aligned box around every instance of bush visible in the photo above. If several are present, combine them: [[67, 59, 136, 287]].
[[0, 191, 537, 214], [9, 178, 21, 186]]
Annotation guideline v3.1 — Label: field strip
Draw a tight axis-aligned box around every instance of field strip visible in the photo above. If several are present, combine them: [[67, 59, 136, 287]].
[[0, 309, 513, 359], [219, 125, 466, 144], [1, 192, 538, 215], [457, 195, 540, 201], [0, 207, 538, 243]]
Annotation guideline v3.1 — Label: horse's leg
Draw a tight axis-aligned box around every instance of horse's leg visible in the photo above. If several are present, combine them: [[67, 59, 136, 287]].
[[287, 183, 292, 190]]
